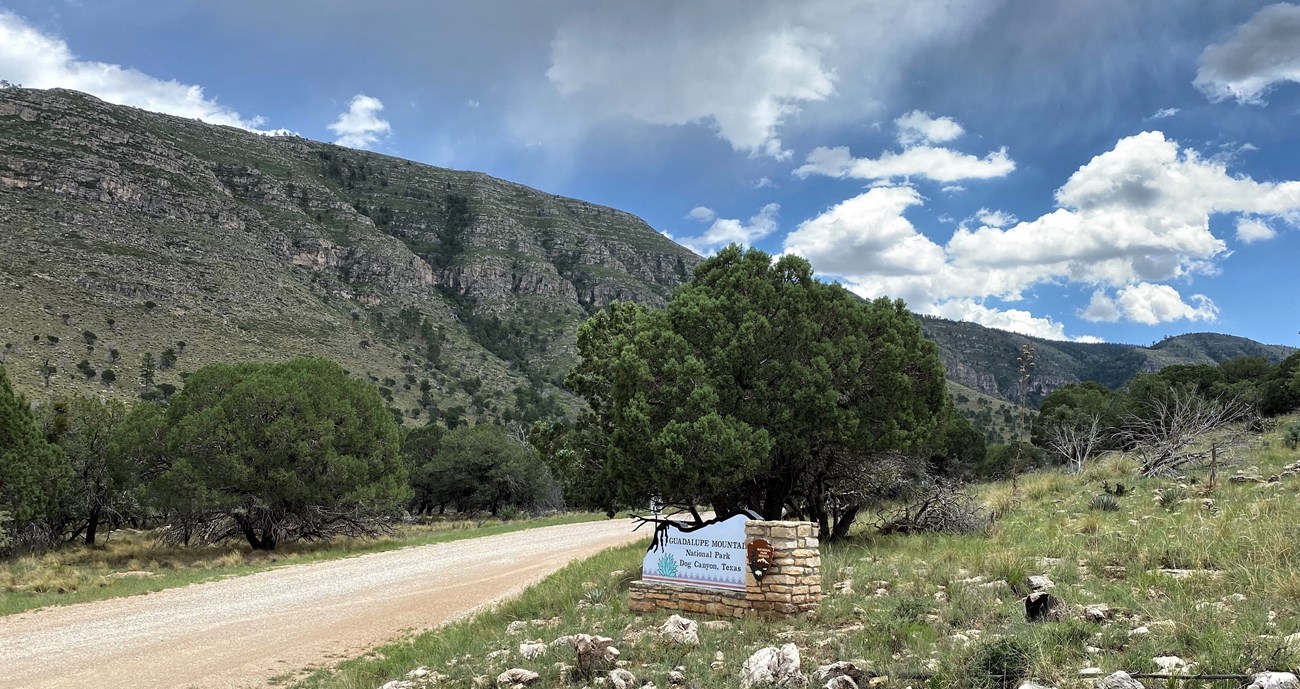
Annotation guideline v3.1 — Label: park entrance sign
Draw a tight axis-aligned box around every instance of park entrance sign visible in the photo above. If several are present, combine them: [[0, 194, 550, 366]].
[[630, 517, 823, 619], [641, 512, 754, 591]]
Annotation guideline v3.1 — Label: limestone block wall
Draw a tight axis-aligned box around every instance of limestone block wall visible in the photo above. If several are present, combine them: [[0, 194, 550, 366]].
[[628, 520, 821, 619]]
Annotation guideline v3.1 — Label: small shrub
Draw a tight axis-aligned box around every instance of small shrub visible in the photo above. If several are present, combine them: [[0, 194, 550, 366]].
[[1285, 422, 1300, 451], [1089, 494, 1120, 512], [963, 635, 1034, 688]]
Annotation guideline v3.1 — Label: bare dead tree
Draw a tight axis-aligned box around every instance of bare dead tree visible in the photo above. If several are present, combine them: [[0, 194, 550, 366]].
[[1118, 391, 1256, 476], [875, 480, 991, 536], [1044, 413, 1104, 474]]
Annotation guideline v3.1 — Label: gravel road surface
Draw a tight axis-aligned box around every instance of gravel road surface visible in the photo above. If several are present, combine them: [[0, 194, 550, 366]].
[[0, 519, 644, 689]]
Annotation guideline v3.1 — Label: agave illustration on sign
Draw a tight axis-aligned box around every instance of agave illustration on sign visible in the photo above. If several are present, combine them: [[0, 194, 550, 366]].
[[657, 553, 678, 577]]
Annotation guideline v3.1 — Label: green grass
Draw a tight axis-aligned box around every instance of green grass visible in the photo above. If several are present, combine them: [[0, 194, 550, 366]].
[[0, 513, 606, 617], [296, 418, 1300, 689]]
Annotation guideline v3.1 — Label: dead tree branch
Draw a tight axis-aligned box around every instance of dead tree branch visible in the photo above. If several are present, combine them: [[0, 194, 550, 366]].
[[1044, 413, 1104, 474], [1118, 391, 1255, 477]]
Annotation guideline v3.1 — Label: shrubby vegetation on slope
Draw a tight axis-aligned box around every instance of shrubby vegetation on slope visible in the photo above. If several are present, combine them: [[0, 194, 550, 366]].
[[0, 365, 70, 546], [1031, 351, 1300, 475]]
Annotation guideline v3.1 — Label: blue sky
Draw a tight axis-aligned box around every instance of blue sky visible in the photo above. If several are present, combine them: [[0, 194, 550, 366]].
[[2, 0, 1298, 347]]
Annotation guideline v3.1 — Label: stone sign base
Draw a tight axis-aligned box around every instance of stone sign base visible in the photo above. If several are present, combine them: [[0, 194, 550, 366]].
[[628, 520, 821, 619]]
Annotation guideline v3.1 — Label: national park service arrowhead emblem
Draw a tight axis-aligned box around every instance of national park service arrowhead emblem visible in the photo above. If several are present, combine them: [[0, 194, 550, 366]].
[[747, 538, 773, 580]]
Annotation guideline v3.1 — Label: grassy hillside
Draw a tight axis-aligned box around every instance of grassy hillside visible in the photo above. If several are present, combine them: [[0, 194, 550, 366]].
[[297, 418, 1300, 689], [0, 87, 697, 425], [949, 380, 1026, 445]]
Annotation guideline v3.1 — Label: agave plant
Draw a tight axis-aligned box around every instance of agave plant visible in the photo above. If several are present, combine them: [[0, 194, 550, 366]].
[[1157, 486, 1188, 510], [1089, 494, 1120, 512]]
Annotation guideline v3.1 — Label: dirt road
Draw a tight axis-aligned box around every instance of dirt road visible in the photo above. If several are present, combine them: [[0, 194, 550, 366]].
[[0, 519, 644, 689]]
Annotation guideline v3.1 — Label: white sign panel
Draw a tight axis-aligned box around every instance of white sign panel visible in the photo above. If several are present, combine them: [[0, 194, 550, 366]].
[[641, 512, 752, 591]]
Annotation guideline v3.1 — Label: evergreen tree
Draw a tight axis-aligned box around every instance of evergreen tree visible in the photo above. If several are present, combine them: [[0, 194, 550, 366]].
[[41, 396, 130, 544], [139, 352, 156, 388], [151, 359, 410, 550], [422, 424, 547, 516], [542, 245, 949, 538], [0, 366, 72, 546]]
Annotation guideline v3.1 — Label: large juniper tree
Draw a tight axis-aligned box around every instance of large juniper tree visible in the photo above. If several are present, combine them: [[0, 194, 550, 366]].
[[150, 359, 410, 550], [539, 246, 950, 539]]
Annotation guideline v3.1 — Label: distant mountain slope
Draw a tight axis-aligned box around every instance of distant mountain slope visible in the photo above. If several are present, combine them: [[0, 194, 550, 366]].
[[0, 87, 697, 423], [920, 315, 1294, 407], [1, 86, 1289, 431]]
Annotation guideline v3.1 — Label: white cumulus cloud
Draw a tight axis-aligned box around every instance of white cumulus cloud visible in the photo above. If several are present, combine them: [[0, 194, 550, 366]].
[[1235, 216, 1277, 243], [946, 131, 1300, 287], [1083, 286, 1217, 326], [327, 94, 391, 150], [795, 143, 1015, 183], [0, 10, 285, 134], [927, 299, 1075, 340], [1080, 290, 1121, 322], [1110, 283, 1218, 325], [971, 208, 1017, 228], [783, 130, 1300, 332], [686, 206, 717, 222], [895, 110, 964, 145], [784, 186, 945, 278], [679, 203, 780, 255], [1195, 2, 1300, 104], [795, 111, 1014, 183]]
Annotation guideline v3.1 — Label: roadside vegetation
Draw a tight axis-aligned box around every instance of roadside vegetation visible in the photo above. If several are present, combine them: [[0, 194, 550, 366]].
[[1, 357, 583, 614], [297, 420, 1300, 689]]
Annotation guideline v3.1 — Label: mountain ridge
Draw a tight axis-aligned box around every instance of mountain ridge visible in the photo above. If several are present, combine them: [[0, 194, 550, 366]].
[[0, 86, 696, 425], [1, 86, 1291, 433]]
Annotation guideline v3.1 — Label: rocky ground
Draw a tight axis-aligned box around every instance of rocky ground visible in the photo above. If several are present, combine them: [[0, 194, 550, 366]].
[[305, 421, 1300, 689]]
